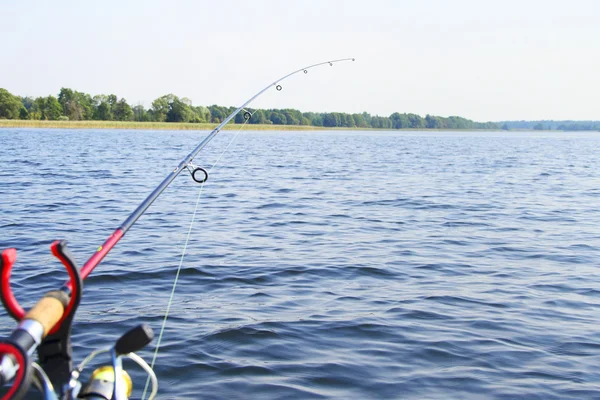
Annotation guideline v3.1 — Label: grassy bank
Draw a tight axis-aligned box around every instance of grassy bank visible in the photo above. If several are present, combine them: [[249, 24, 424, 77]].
[[0, 119, 327, 131], [0, 120, 514, 132]]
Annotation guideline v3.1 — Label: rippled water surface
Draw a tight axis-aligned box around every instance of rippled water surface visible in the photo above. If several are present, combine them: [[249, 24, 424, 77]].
[[1, 129, 599, 399]]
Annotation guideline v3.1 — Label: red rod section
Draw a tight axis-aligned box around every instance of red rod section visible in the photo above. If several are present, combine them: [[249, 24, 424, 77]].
[[81, 228, 124, 279], [65, 229, 124, 290]]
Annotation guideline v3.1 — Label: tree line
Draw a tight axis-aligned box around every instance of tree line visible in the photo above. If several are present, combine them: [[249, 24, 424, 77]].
[[2, 87, 499, 129], [500, 120, 600, 131]]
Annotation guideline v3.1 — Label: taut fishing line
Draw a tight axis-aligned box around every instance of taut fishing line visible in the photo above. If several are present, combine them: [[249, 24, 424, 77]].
[[143, 59, 356, 398], [142, 119, 249, 399]]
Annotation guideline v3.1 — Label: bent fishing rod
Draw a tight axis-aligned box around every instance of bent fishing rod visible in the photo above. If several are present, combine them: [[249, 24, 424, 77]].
[[0, 57, 355, 399]]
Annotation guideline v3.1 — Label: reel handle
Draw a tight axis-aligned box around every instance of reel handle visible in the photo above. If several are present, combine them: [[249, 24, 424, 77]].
[[115, 324, 154, 356]]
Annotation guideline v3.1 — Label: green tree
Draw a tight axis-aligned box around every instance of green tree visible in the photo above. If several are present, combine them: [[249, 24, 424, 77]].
[[208, 104, 226, 123], [113, 98, 133, 121], [249, 109, 268, 124], [97, 102, 112, 120], [107, 94, 117, 110], [132, 105, 150, 121], [389, 112, 402, 129], [58, 88, 74, 114], [31, 96, 63, 120], [425, 114, 441, 129], [19, 107, 29, 119], [283, 109, 300, 125], [323, 113, 340, 127], [28, 98, 42, 120], [0, 88, 24, 119], [407, 113, 424, 129], [44, 96, 63, 120], [445, 116, 471, 129], [370, 116, 392, 129], [167, 97, 194, 122], [269, 111, 287, 125], [352, 113, 368, 128], [151, 95, 172, 122], [58, 88, 93, 120], [341, 114, 356, 127], [92, 95, 115, 120], [310, 113, 324, 126], [193, 106, 211, 123], [21, 96, 35, 112]]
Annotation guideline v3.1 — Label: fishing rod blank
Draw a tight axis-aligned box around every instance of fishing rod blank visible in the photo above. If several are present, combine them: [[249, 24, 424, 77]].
[[0, 57, 355, 398], [78, 57, 355, 283]]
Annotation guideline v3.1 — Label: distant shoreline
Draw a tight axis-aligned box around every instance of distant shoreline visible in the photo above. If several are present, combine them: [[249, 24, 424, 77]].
[[1, 119, 595, 132], [0, 120, 510, 132], [0, 120, 325, 131]]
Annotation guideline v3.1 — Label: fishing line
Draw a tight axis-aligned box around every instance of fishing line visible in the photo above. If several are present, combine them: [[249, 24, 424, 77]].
[[141, 58, 353, 393], [142, 120, 248, 399]]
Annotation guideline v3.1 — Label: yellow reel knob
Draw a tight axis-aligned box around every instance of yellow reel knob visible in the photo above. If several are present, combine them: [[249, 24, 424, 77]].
[[90, 365, 133, 398]]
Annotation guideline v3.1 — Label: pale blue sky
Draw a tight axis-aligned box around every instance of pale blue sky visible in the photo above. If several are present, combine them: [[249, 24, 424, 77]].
[[2, 0, 598, 121]]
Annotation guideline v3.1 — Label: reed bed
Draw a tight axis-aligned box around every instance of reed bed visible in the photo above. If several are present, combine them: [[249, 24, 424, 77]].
[[0, 120, 327, 131]]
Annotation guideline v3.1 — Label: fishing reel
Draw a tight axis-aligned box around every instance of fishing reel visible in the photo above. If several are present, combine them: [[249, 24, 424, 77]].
[[66, 324, 158, 400], [0, 243, 157, 399], [9, 324, 158, 400]]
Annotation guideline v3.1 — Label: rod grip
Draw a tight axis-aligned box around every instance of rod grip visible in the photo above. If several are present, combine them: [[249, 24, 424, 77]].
[[23, 291, 67, 337]]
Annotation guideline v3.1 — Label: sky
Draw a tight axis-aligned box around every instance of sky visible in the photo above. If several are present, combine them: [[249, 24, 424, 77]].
[[1, 0, 599, 122]]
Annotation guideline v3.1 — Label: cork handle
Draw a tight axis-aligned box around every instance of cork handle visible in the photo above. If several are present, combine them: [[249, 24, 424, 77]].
[[24, 296, 65, 337]]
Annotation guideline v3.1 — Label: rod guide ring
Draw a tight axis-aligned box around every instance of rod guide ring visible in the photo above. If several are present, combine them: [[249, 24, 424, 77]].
[[191, 167, 208, 184]]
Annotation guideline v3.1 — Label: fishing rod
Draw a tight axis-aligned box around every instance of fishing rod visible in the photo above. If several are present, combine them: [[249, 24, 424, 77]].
[[0, 57, 355, 399]]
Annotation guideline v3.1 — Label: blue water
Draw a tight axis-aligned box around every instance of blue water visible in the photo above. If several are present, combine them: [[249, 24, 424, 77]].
[[1, 128, 599, 399]]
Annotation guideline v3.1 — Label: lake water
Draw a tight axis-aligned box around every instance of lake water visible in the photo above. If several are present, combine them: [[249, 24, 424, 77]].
[[1, 128, 599, 399]]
